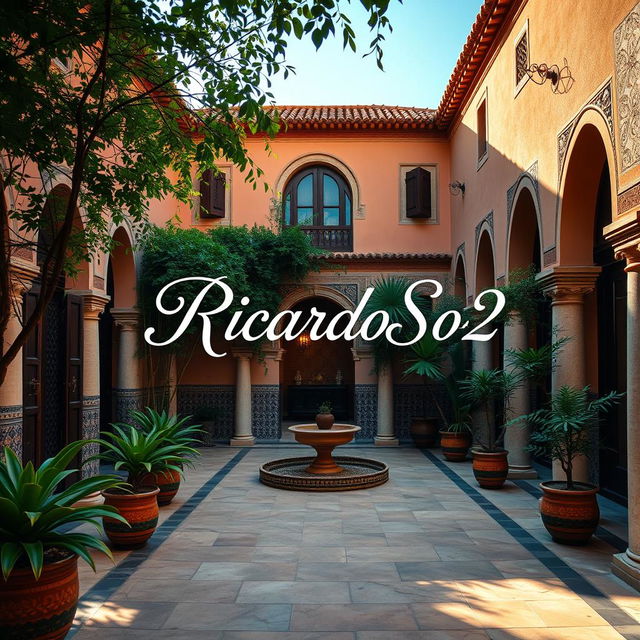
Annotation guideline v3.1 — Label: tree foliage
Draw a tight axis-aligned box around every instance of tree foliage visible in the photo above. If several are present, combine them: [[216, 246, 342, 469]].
[[0, 0, 397, 384]]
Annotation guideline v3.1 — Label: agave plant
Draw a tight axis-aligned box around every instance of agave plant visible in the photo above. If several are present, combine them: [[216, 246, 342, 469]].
[[93, 422, 199, 491], [0, 441, 127, 580], [130, 408, 203, 449]]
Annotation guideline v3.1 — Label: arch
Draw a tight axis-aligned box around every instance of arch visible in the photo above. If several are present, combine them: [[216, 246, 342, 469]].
[[109, 226, 137, 307], [557, 109, 616, 266], [279, 284, 355, 313], [453, 251, 467, 301], [507, 180, 543, 275], [475, 226, 496, 294], [275, 153, 361, 213]]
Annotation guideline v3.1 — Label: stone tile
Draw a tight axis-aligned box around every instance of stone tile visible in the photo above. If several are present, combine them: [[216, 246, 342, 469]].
[[346, 545, 438, 562], [298, 547, 347, 563], [487, 628, 627, 639], [74, 631, 223, 639], [214, 533, 259, 546], [529, 600, 611, 626], [349, 581, 467, 603], [163, 603, 291, 631], [237, 581, 351, 603], [114, 579, 240, 602], [297, 562, 400, 582], [396, 561, 503, 581], [290, 604, 418, 632], [85, 601, 177, 629], [193, 562, 297, 581], [356, 632, 490, 640], [223, 634, 355, 640]]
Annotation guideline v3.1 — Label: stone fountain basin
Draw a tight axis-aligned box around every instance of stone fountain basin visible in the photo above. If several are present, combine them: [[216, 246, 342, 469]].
[[289, 424, 361, 474]]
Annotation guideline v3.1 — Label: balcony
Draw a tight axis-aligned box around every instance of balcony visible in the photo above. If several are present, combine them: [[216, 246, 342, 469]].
[[300, 226, 353, 251]]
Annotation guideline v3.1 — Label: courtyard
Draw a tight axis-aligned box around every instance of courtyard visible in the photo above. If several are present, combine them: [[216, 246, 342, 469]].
[[68, 445, 640, 639]]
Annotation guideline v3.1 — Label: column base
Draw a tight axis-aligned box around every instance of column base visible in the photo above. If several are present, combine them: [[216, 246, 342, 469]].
[[612, 551, 640, 592], [374, 437, 399, 446], [230, 436, 255, 446], [508, 466, 538, 479]]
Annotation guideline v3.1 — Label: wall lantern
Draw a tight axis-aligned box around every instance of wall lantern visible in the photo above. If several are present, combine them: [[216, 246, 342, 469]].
[[298, 333, 311, 349], [526, 59, 573, 94], [449, 181, 465, 196]]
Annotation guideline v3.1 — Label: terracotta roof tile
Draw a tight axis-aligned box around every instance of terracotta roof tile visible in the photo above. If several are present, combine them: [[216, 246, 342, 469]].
[[320, 252, 451, 262], [267, 105, 437, 130]]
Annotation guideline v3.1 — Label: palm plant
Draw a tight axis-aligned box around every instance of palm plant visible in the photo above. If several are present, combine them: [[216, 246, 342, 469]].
[[362, 276, 430, 366], [130, 408, 203, 454], [522, 385, 623, 489], [460, 369, 519, 452], [0, 441, 126, 580], [93, 423, 199, 492]]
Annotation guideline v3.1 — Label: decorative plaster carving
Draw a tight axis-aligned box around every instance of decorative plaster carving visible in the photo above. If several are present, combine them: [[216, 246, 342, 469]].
[[558, 81, 614, 174], [615, 3, 640, 172], [543, 246, 557, 267], [506, 161, 539, 228], [617, 182, 640, 215], [537, 267, 601, 302], [474, 211, 494, 254]]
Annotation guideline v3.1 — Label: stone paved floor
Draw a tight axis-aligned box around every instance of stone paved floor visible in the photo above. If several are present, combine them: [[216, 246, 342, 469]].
[[69, 446, 640, 639]]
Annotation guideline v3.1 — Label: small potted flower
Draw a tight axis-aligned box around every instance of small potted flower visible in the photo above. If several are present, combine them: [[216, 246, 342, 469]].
[[93, 423, 193, 547], [131, 408, 203, 505], [0, 441, 127, 640], [315, 402, 335, 430], [460, 368, 519, 488], [519, 385, 623, 544]]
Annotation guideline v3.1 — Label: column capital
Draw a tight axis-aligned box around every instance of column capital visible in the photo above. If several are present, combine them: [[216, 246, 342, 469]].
[[111, 307, 141, 330], [536, 266, 601, 303], [262, 347, 284, 361], [66, 289, 111, 319], [604, 210, 640, 272], [351, 346, 374, 361], [231, 350, 253, 361]]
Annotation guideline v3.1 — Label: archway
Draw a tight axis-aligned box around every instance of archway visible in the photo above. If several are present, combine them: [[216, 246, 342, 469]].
[[475, 228, 495, 294], [453, 253, 467, 302], [558, 117, 626, 501], [281, 297, 355, 426], [507, 185, 542, 274], [100, 226, 137, 430]]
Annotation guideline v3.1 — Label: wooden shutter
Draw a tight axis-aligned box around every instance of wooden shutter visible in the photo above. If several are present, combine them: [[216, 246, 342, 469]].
[[200, 169, 226, 218], [405, 167, 432, 218]]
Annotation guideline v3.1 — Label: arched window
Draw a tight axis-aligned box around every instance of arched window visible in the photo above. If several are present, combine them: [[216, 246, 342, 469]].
[[283, 165, 353, 250]]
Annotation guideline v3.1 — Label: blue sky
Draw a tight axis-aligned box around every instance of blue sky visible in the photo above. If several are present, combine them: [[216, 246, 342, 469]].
[[266, 0, 482, 108]]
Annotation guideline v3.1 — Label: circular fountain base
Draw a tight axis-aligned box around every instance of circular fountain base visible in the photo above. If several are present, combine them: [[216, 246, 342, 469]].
[[260, 456, 389, 491]]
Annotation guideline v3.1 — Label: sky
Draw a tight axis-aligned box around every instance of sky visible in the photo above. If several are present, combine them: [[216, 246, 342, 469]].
[[265, 0, 482, 108]]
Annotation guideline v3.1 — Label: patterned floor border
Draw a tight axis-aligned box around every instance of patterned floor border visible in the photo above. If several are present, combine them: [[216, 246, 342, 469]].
[[67, 448, 251, 637], [420, 448, 638, 628]]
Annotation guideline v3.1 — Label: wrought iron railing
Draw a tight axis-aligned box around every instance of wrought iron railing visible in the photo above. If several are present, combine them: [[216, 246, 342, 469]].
[[299, 226, 352, 251]]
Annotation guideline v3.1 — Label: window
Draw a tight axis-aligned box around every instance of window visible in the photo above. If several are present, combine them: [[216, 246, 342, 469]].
[[477, 96, 488, 166], [514, 21, 530, 94], [283, 165, 353, 250], [199, 168, 226, 218], [399, 164, 438, 224]]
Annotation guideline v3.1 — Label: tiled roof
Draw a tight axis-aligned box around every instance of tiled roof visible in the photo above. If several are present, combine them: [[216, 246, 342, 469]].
[[436, 0, 518, 129], [320, 252, 451, 262], [268, 105, 437, 130]]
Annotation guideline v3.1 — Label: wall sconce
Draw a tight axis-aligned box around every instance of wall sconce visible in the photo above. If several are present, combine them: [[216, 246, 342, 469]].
[[298, 333, 311, 349], [526, 59, 573, 94], [449, 181, 465, 196]]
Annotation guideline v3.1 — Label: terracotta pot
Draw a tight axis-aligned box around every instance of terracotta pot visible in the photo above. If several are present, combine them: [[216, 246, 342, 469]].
[[410, 417, 438, 448], [315, 413, 335, 430], [102, 486, 160, 548], [539, 481, 600, 545], [472, 449, 509, 488], [440, 430, 471, 461], [142, 468, 181, 506], [0, 552, 78, 640]]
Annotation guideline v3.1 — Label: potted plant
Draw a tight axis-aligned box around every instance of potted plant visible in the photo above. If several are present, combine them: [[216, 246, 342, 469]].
[[403, 335, 445, 448], [461, 368, 519, 488], [316, 402, 335, 430], [439, 393, 473, 462], [93, 424, 193, 547], [131, 408, 202, 505], [0, 442, 127, 640], [519, 385, 623, 544]]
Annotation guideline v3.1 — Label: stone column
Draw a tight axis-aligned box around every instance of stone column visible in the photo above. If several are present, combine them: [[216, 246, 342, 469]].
[[68, 291, 110, 478], [353, 345, 377, 441], [0, 278, 31, 458], [471, 326, 494, 444], [375, 363, 398, 446], [111, 308, 143, 421], [231, 352, 254, 446], [538, 267, 600, 483], [504, 313, 536, 478], [607, 223, 640, 589]]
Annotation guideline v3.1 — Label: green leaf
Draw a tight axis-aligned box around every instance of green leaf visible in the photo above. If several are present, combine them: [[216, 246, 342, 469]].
[[21, 541, 44, 580], [1, 542, 21, 580]]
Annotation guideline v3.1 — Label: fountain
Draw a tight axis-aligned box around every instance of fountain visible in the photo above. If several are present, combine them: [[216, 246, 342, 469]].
[[259, 424, 389, 491]]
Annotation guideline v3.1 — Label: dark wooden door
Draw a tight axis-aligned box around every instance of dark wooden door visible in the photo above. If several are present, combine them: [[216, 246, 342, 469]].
[[22, 288, 42, 465], [65, 294, 84, 474]]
